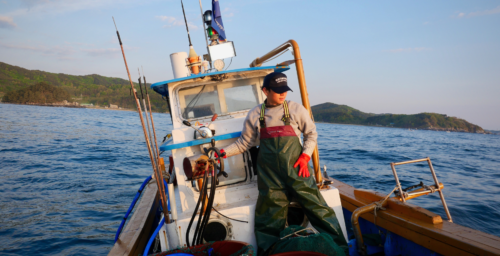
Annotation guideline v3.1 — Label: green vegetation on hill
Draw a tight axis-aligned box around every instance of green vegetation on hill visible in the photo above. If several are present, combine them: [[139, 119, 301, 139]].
[[3, 82, 72, 104], [0, 62, 168, 112], [311, 102, 375, 124], [312, 102, 485, 133]]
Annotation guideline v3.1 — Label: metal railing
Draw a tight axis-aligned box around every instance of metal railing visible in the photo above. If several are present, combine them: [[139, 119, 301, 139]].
[[390, 157, 453, 222]]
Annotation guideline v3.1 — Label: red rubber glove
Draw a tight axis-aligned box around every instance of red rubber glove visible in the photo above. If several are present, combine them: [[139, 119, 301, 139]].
[[214, 149, 227, 162], [293, 153, 311, 178]]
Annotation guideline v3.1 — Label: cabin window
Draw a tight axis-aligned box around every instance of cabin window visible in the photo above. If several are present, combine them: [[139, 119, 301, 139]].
[[178, 77, 263, 120], [179, 84, 221, 119], [224, 84, 259, 112]]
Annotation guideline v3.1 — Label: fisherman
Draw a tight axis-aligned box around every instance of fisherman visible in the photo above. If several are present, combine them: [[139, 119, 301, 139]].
[[218, 72, 347, 254]]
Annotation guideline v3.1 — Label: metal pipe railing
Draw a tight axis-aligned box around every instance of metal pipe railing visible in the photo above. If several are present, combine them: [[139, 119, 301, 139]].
[[250, 40, 323, 185], [351, 200, 389, 255], [390, 157, 453, 222]]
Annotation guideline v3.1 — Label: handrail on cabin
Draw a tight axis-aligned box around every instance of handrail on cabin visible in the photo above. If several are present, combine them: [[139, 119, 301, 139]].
[[249, 40, 323, 185]]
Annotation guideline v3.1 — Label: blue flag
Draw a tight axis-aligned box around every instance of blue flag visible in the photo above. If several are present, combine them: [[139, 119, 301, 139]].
[[211, 0, 226, 41]]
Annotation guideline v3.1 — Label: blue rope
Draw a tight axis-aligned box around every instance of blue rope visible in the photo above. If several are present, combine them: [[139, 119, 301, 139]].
[[115, 175, 173, 256], [143, 179, 173, 255], [143, 216, 165, 256], [114, 175, 152, 242]]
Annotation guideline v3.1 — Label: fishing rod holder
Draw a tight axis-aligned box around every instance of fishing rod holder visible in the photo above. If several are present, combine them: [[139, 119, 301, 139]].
[[390, 157, 453, 222]]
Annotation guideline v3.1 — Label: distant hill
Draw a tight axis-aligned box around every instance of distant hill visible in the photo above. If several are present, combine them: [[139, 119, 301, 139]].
[[311, 102, 375, 124], [312, 102, 485, 133], [3, 82, 72, 104], [0, 62, 168, 112]]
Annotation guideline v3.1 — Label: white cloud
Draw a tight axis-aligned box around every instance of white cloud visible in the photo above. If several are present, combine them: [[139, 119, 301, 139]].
[[81, 48, 120, 58], [468, 5, 500, 17], [81, 46, 137, 58], [0, 42, 76, 59], [155, 15, 198, 29], [222, 7, 234, 18], [385, 47, 430, 53], [64, 41, 95, 47], [156, 15, 176, 23], [455, 6, 500, 18], [5, 0, 131, 17], [0, 16, 17, 29]]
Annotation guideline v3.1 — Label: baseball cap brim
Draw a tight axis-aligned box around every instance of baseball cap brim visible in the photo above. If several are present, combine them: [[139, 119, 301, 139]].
[[270, 85, 293, 94]]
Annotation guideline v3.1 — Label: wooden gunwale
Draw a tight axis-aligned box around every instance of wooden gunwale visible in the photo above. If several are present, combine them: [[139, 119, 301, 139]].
[[334, 178, 500, 256], [109, 180, 160, 256]]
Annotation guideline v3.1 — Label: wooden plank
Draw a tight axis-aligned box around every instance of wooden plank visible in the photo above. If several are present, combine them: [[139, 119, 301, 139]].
[[335, 179, 500, 256], [353, 188, 443, 224], [109, 180, 160, 256]]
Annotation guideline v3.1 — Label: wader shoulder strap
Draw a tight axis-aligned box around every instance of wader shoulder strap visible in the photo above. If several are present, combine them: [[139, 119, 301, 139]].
[[282, 101, 291, 125], [259, 101, 291, 128], [259, 104, 266, 128]]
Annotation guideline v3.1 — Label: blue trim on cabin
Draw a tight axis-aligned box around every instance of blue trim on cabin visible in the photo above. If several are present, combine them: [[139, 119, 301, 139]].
[[160, 132, 242, 151], [151, 66, 290, 96]]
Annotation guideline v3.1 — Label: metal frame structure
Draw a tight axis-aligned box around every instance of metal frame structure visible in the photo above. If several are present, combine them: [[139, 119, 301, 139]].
[[390, 157, 453, 222]]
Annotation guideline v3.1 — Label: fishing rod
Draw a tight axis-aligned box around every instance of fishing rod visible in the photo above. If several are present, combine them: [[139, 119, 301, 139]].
[[181, 0, 201, 75], [137, 69, 158, 170], [141, 66, 161, 167], [112, 17, 170, 224], [181, 0, 192, 46]]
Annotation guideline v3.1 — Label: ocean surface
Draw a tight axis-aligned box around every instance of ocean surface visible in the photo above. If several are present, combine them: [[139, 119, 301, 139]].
[[0, 103, 499, 255]]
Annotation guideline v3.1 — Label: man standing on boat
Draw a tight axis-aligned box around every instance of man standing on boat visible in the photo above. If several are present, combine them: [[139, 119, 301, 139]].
[[219, 72, 347, 254]]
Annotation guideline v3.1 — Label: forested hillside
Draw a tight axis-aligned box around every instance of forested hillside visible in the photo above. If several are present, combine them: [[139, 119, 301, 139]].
[[0, 62, 168, 112], [311, 102, 375, 124], [312, 102, 485, 133], [3, 82, 72, 104]]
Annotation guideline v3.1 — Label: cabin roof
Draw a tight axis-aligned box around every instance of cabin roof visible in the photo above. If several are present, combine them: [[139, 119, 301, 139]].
[[150, 65, 290, 96]]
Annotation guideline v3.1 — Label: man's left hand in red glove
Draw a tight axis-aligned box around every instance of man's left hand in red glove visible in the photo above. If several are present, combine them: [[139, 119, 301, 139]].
[[213, 149, 227, 163], [293, 153, 311, 178]]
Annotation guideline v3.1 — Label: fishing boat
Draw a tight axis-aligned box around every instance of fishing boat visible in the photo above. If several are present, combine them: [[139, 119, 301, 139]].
[[108, 3, 500, 256]]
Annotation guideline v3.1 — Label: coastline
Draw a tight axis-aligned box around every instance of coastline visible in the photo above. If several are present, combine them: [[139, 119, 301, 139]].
[[0, 102, 169, 114], [0, 102, 491, 133], [315, 121, 494, 135]]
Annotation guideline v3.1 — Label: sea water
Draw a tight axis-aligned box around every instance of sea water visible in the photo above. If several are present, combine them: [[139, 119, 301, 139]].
[[0, 104, 499, 255]]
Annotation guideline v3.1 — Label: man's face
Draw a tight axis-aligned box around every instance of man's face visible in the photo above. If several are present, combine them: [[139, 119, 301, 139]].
[[263, 87, 287, 105]]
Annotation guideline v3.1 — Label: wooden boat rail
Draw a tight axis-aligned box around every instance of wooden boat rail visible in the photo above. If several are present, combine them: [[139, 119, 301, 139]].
[[335, 178, 500, 256]]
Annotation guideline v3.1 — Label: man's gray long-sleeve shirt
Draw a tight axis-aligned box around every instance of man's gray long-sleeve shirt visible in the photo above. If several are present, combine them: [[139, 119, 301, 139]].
[[224, 100, 318, 157]]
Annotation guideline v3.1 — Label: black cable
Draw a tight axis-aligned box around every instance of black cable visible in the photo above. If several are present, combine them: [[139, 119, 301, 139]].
[[183, 84, 206, 119], [186, 147, 225, 246], [186, 171, 208, 247], [212, 208, 248, 223], [197, 173, 214, 245], [193, 172, 208, 245], [197, 147, 223, 245], [224, 58, 233, 71]]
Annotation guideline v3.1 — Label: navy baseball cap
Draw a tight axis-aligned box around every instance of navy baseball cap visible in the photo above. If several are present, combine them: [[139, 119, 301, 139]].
[[262, 72, 293, 94]]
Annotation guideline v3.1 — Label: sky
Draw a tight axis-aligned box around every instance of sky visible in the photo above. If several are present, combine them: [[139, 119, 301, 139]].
[[1, 0, 499, 129]]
